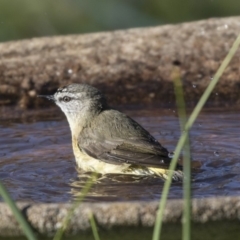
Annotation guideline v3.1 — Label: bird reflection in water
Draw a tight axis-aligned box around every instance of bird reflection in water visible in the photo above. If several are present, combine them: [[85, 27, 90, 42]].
[[69, 169, 168, 202]]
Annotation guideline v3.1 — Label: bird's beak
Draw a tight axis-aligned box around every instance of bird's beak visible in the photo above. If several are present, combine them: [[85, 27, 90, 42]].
[[38, 95, 55, 101]]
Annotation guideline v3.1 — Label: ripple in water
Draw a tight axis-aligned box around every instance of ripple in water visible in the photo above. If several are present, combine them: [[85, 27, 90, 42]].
[[0, 108, 239, 202]]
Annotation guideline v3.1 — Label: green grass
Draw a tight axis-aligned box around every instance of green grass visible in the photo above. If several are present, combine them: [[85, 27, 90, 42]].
[[173, 71, 191, 240], [53, 173, 98, 240], [89, 213, 101, 240], [152, 33, 240, 240], [0, 182, 37, 240]]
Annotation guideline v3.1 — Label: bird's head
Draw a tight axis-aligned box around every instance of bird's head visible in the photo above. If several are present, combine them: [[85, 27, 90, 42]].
[[39, 83, 108, 131]]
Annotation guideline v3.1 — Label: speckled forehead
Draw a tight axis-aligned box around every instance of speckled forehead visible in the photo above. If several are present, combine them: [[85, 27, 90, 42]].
[[60, 87, 68, 92], [54, 87, 69, 97], [54, 87, 83, 100], [56, 86, 68, 93]]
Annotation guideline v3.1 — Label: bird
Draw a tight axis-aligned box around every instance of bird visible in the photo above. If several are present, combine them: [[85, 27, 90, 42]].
[[39, 83, 183, 181]]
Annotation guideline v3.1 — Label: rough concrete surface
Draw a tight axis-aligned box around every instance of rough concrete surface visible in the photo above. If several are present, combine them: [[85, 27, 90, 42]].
[[0, 197, 240, 237], [0, 17, 240, 109]]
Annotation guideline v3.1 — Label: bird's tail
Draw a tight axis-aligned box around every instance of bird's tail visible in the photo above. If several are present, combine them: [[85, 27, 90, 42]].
[[148, 167, 183, 182]]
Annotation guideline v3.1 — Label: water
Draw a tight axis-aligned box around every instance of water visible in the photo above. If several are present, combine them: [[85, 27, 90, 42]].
[[0, 107, 239, 203]]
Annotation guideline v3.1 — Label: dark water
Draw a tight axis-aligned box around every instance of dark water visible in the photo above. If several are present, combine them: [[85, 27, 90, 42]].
[[0, 107, 239, 203]]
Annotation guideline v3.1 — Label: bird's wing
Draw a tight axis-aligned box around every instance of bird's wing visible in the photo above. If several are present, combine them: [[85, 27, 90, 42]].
[[78, 110, 173, 169]]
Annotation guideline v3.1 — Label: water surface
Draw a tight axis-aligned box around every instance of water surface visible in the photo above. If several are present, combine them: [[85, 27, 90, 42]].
[[0, 107, 239, 202]]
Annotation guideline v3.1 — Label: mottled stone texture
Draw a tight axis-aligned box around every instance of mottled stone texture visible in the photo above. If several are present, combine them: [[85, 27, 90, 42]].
[[0, 197, 240, 237], [0, 17, 240, 109]]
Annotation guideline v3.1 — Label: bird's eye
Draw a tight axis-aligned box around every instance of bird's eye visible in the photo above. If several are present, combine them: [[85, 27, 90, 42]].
[[62, 96, 71, 102]]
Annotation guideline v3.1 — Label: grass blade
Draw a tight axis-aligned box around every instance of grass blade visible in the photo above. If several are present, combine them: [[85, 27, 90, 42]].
[[0, 181, 37, 240], [173, 71, 191, 240], [152, 33, 240, 240], [53, 173, 97, 240], [89, 213, 101, 240]]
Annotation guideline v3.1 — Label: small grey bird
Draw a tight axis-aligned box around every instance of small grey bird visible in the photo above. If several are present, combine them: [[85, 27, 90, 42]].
[[39, 83, 183, 181]]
